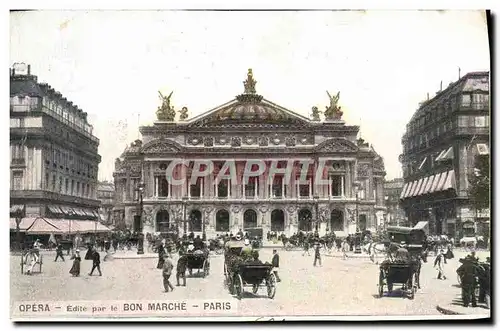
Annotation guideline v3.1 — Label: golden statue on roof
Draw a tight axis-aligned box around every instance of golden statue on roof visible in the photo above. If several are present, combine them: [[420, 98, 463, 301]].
[[324, 90, 343, 121], [156, 91, 176, 121], [243, 68, 257, 94]]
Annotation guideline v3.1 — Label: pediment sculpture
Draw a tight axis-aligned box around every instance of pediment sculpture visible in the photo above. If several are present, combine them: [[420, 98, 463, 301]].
[[317, 139, 357, 153], [156, 91, 176, 121], [142, 140, 181, 154], [324, 91, 343, 121]]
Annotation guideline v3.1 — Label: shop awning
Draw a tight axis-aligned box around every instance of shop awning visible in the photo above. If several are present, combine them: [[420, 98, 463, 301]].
[[400, 183, 409, 199], [25, 218, 62, 234], [416, 177, 429, 196], [429, 173, 442, 193], [422, 175, 435, 195], [411, 178, 424, 197], [418, 157, 427, 170], [406, 181, 417, 198], [435, 149, 446, 161], [9, 217, 36, 231], [47, 205, 63, 214], [10, 205, 25, 214], [442, 170, 456, 191], [435, 171, 448, 192]]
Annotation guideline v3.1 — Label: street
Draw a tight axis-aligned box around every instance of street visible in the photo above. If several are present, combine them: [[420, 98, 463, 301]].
[[10, 248, 490, 317]]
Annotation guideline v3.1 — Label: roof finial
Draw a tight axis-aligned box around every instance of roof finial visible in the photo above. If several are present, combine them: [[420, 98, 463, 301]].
[[243, 68, 257, 94]]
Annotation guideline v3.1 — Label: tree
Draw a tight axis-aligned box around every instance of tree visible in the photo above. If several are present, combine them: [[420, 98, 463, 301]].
[[468, 154, 490, 211]]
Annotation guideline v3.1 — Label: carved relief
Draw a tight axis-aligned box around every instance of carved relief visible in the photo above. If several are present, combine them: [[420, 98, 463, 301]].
[[286, 205, 296, 214], [345, 208, 356, 224], [187, 136, 202, 146], [204, 137, 214, 147], [142, 140, 181, 154], [231, 137, 242, 147], [244, 136, 256, 145], [271, 136, 281, 145], [258, 205, 269, 213], [317, 139, 357, 153], [216, 136, 229, 145], [331, 162, 345, 171], [285, 136, 296, 147], [231, 206, 241, 213], [357, 163, 370, 177], [258, 136, 269, 146]]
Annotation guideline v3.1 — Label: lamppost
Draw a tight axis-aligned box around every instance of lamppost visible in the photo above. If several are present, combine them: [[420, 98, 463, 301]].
[[313, 195, 320, 234], [182, 196, 188, 235], [136, 182, 145, 255], [353, 181, 362, 254]]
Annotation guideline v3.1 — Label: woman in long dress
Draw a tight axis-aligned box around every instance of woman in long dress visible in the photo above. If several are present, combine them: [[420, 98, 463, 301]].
[[69, 250, 81, 277], [156, 243, 165, 269]]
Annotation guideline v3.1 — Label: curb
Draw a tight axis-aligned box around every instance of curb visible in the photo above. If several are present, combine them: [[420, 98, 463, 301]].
[[436, 305, 463, 315]]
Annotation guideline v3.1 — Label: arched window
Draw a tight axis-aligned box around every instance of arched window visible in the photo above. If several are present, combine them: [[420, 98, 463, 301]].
[[188, 209, 202, 232], [330, 209, 344, 231], [215, 209, 230, 232], [156, 210, 170, 232], [270, 209, 285, 232], [243, 209, 258, 229], [298, 209, 312, 232]]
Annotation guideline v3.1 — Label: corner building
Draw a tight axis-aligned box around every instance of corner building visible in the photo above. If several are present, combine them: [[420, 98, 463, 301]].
[[10, 64, 101, 226], [399, 71, 490, 239], [113, 71, 386, 238]]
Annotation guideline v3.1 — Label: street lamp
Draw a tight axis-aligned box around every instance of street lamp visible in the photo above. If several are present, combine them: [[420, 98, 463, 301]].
[[136, 182, 145, 255], [313, 195, 320, 234], [353, 181, 362, 254], [182, 196, 188, 235]]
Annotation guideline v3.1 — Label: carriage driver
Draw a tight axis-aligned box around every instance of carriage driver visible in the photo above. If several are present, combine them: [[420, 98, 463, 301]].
[[394, 242, 410, 263]]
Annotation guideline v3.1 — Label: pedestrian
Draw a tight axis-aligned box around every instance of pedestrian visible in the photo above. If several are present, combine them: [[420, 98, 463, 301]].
[[162, 254, 175, 292], [156, 242, 165, 269], [342, 239, 349, 260], [69, 249, 81, 277], [302, 239, 310, 256], [434, 249, 447, 280], [88, 248, 102, 276], [313, 242, 322, 267], [54, 244, 65, 262], [457, 256, 478, 307], [176, 252, 187, 287], [271, 249, 281, 282]]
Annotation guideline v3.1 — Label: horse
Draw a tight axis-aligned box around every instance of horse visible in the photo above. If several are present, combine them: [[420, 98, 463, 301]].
[[362, 242, 388, 264], [22, 249, 41, 274]]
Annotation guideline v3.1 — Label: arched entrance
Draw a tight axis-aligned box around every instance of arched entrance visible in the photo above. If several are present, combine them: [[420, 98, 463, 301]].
[[243, 209, 258, 229], [330, 209, 344, 231], [215, 209, 230, 232], [270, 209, 285, 232], [359, 214, 367, 232], [298, 208, 312, 232], [188, 209, 202, 232], [156, 210, 170, 232]]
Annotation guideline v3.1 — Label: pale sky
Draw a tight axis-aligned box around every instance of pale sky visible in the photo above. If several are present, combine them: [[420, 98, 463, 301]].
[[9, 10, 490, 182]]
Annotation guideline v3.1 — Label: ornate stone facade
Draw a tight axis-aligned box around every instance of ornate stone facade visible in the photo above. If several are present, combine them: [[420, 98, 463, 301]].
[[113, 70, 386, 237]]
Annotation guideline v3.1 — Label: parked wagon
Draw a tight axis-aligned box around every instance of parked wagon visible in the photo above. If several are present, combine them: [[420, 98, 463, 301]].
[[185, 250, 210, 278], [231, 263, 277, 299]]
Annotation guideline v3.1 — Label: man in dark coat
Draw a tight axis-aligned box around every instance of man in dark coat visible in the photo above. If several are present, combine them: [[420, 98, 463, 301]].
[[313, 242, 322, 267], [176, 252, 187, 287], [88, 248, 102, 276], [271, 249, 281, 282], [54, 244, 65, 262], [457, 256, 478, 307]]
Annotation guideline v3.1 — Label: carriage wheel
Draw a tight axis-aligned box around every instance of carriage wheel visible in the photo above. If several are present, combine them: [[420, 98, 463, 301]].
[[203, 260, 210, 277], [378, 284, 384, 298], [252, 284, 259, 294], [235, 274, 244, 300], [20, 253, 24, 274], [407, 274, 416, 300], [266, 273, 277, 299], [39, 255, 43, 273]]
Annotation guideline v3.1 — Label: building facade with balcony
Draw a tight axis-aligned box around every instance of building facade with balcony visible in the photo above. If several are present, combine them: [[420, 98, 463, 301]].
[[97, 181, 114, 225], [399, 71, 490, 239], [113, 70, 386, 238], [383, 178, 407, 227], [10, 64, 101, 227]]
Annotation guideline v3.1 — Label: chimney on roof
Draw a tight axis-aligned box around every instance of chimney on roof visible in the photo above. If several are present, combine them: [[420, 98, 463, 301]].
[[427, 93, 429, 100], [27, 65, 31, 75], [440, 81, 443, 91], [11, 68, 15, 76]]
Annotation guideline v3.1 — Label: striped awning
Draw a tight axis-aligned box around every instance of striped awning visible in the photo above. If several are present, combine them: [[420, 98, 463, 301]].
[[411, 178, 424, 197], [423, 175, 435, 194], [10, 205, 25, 214], [442, 170, 456, 191], [416, 177, 429, 196], [429, 172, 442, 193], [47, 205, 64, 214], [437, 147, 454, 161], [400, 183, 409, 199], [404, 181, 415, 198]]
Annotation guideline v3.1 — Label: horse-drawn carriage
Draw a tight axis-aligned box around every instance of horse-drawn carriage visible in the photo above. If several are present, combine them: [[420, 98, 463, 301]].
[[223, 240, 277, 300], [185, 250, 210, 277], [20, 248, 43, 275], [377, 224, 428, 299]]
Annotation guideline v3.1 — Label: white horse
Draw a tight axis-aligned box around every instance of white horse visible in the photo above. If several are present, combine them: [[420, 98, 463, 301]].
[[362, 242, 388, 264], [460, 236, 477, 250]]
